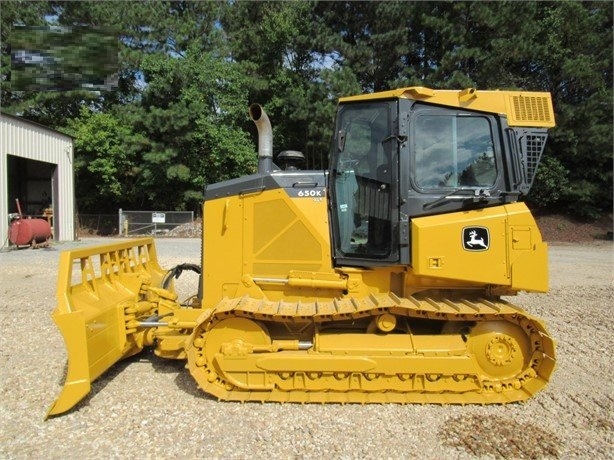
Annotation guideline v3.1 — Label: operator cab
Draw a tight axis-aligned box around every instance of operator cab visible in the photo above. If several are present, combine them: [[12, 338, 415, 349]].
[[329, 91, 549, 267]]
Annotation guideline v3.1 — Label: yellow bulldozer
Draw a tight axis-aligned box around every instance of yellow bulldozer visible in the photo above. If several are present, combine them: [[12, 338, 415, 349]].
[[47, 86, 556, 417]]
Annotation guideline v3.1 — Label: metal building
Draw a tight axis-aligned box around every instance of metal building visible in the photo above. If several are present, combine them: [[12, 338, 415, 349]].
[[1, 112, 75, 243]]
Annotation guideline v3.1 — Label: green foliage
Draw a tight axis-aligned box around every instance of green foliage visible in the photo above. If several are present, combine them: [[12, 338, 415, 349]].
[[534, 2, 613, 218], [64, 107, 138, 212], [562, 180, 606, 220], [0, 0, 53, 106], [526, 155, 570, 208], [10, 26, 118, 92], [119, 46, 257, 211], [0, 0, 611, 218]]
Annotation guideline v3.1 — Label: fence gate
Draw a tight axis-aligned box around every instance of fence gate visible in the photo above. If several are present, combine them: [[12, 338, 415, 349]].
[[118, 209, 193, 236]]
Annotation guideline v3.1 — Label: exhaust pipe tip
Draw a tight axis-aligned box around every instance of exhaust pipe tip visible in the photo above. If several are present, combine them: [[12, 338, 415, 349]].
[[248, 103, 263, 123], [249, 103, 274, 173]]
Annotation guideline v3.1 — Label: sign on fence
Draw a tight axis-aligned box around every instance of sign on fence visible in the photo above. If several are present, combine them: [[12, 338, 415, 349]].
[[152, 212, 166, 223], [119, 209, 193, 236]]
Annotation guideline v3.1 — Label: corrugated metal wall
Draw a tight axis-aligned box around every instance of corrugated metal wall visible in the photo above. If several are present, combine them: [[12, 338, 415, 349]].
[[1, 113, 75, 243]]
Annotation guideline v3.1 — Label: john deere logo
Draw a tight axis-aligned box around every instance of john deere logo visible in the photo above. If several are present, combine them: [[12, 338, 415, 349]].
[[463, 227, 489, 251]]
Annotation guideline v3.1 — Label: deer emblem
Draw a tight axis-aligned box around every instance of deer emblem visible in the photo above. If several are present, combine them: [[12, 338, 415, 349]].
[[466, 230, 488, 249]]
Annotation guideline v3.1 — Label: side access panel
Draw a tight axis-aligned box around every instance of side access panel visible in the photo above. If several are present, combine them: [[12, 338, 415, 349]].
[[411, 203, 548, 292]]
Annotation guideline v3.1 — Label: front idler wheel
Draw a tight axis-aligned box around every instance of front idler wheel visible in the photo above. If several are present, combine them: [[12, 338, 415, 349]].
[[467, 320, 531, 381]]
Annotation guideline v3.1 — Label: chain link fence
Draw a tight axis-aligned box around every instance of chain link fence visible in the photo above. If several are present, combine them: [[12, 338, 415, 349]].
[[77, 210, 194, 236], [118, 209, 194, 236], [77, 214, 118, 236]]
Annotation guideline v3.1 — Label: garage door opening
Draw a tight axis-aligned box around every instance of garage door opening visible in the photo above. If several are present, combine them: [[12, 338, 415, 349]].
[[7, 154, 57, 238]]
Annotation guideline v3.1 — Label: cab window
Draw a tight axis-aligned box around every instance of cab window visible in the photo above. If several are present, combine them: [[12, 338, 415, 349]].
[[332, 102, 395, 259], [414, 114, 496, 189]]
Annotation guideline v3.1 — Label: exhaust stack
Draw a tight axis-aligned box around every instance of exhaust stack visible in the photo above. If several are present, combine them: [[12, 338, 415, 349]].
[[249, 104, 275, 174]]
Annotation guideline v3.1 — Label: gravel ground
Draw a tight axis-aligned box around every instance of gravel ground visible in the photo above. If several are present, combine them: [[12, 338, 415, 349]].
[[0, 237, 612, 459]]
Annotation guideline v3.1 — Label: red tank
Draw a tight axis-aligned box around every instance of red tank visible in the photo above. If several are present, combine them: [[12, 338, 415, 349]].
[[9, 218, 52, 247]]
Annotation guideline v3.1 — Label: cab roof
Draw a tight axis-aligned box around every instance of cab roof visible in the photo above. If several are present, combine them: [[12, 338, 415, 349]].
[[339, 87, 555, 128]]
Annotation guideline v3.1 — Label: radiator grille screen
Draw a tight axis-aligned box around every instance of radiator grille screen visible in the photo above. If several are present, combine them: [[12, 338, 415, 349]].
[[509, 95, 553, 125]]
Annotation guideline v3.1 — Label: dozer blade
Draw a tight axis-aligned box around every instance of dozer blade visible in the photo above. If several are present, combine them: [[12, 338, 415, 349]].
[[46, 238, 167, 418]]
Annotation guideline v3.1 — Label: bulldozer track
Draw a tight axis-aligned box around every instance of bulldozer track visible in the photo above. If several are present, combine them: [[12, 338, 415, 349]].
[[187, 293, 556, 404]]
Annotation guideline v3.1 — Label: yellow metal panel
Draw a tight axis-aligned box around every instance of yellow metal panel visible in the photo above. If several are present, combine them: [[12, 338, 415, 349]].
[[203, 187, 336, 303], [243, 189, 334, 277], [509, 242, 548, 292], [511, 227, 532, 250], [202, 196, 245, 306], [252, 198, 296, 252], [506, 203, 548, 292], [248, 193, 320, 274], [339, 87, 555, 128], [411, 203, 548, 293], [412, 207, 509, 286]]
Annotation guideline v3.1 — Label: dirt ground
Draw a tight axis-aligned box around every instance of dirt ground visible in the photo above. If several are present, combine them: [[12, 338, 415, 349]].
[[0, 216, 612, 458], [534, 213, 613, 244]]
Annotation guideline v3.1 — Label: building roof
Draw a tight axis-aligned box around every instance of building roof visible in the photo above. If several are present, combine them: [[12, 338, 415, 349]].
[[0, 111, 74, 140]]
